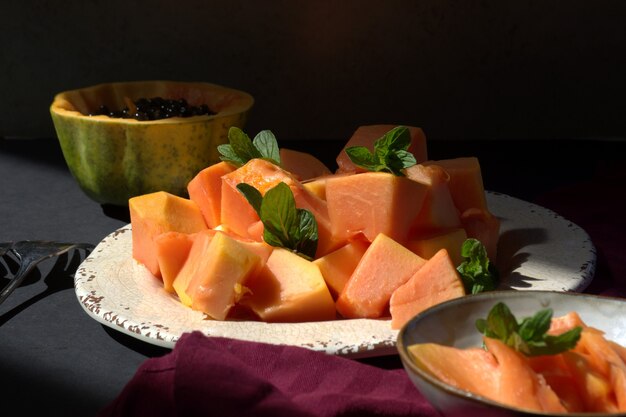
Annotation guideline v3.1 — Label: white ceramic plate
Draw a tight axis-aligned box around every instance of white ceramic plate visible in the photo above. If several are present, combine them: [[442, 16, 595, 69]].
[[74, 192, 596, 357]]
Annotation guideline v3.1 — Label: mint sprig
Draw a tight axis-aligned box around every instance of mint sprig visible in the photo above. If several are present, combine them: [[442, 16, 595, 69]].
[[476, 302, 582, 356], [236, 182, 318, 260], [218, 127, 281, 167], [456, 238, 499, 294], [345, 126, 417, 176]]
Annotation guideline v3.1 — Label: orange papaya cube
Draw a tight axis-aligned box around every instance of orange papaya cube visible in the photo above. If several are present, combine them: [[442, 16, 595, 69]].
[[336, 125, 428, 174], [184, 231, 263, 320], [240, 248, 336, 322], [423, 157, 488, 212], [326, 172, 428, 244], [389, 248, 465, 329], [289, 182, 346, 258], [219, 158, 341, 256], [302, 176, 327, 200], [335, 233, 427, 319], [246, 219, 264, 242], [407, 343, 501, 401], [220, 159, 287, 238], [312, 239, 369, 298], [172, 229, 215, 307], [406, 164, 462, 233], [405, 227, 467, 266], [174, 232, 261, 320], [187, 161, 235, 228], [460, 208, 501, 262], [233, 237, 274, 266], [302, 173, 352, 201], [483, 337, 567, 413], [129, 191, 208, 278], [154, 231, 196, 293], [279, 148, 332, 181]]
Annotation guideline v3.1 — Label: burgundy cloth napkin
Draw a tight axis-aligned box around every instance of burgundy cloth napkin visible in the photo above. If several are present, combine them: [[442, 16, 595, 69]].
[[97, 331, 438, 417]]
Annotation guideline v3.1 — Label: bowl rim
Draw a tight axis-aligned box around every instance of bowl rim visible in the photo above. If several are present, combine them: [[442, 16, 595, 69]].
[[396, 290, 626, 417], [49, 79, 254, 124]]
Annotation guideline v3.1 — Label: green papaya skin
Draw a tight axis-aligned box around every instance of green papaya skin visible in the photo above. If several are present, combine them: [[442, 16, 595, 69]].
[[50, 81, 253, 206]]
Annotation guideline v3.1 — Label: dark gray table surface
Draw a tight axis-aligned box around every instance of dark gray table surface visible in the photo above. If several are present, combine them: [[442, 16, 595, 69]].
[[1, 135, 624, 416]]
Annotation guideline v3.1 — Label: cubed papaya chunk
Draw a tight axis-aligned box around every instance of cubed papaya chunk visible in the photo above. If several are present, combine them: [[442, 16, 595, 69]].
[[279, 148, 332, 181], [187, 161, 235, 228], [460, 208, 500, 262], [185, 231, 263, 320], [423, 157, 488, 212], [220, 158, 342, 256], [313, 239, 369, 298], [389, 248, 465, 330], [154, 231, 195, 293], [336, 233, 427, 319], [406, 164, 461, 233], [240, 248, 336, 322], [326, 172, 428, 245], [172, 229, 216, 307], [129, 191, 207, 278], [405, 227, 467, 266]]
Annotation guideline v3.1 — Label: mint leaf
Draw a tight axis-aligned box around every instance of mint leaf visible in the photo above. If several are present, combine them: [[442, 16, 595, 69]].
[[252, 130, 281, 164], [295, 209, 318, 259], [344, 146, 383, 171], [219, 127, 280, 167], [456, 238, 499, 294], [235, 183, 263, 214], [260, 182, 299, 249], [217, 143, 246, 166], [236, 182, 318, 260], [345, 126, 417, 176], [476, 302, 582, 356]]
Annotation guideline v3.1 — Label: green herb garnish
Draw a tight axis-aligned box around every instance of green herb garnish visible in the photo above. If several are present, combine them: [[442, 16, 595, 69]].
[[456, 238, 499, 294], [218, 127, 281, 167], [476, 302, 582, 356], [237, 182, 318, 260], [345, 126, 417, 176]]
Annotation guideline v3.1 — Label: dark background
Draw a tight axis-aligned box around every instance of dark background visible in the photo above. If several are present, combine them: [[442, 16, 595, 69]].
[[2, 0, 626, 143]]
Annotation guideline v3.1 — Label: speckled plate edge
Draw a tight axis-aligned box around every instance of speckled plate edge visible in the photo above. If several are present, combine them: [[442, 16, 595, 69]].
[[74, 191, 596, 357]]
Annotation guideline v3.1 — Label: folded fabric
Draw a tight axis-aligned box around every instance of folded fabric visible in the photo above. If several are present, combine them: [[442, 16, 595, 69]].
[[97, 331, 438, 417]]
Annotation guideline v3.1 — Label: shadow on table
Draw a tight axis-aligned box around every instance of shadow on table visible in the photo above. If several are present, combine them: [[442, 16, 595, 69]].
[[0, 360, 109, 416], [101, 324, 172, 358], [0, 250, 88, 327], [101, 204, 131, 223]]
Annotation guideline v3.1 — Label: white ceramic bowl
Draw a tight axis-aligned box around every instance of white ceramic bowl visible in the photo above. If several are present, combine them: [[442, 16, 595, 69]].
[[397, 290, 626, 417]]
